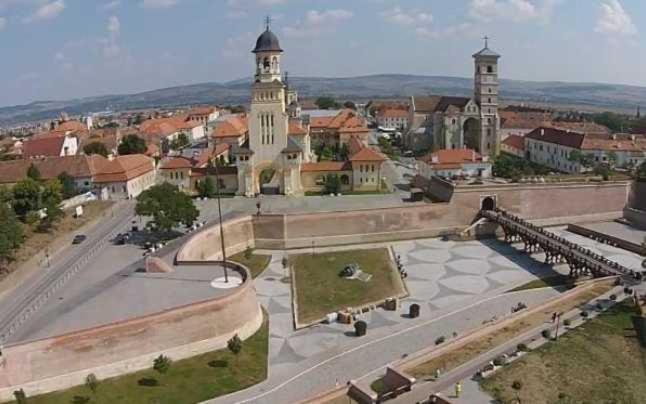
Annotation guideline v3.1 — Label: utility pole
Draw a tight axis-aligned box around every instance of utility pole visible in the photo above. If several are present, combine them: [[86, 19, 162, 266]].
[[213, 160, 229, 283]]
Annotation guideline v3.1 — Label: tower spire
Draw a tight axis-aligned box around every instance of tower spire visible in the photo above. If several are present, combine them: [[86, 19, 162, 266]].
[[265, 15, 271, 31], [483, 35, 490, 49]]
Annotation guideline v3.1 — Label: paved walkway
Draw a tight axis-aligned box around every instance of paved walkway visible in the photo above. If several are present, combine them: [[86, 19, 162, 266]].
[[207, 236, 569, 404]]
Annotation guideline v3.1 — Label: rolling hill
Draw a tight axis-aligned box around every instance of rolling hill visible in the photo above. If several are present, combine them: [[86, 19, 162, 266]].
[[1, 74, 645, 126]]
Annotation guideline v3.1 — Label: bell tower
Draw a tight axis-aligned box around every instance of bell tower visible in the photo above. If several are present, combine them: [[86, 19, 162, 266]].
[[254, 17, 282, 83], [473, 36, 501, 156]]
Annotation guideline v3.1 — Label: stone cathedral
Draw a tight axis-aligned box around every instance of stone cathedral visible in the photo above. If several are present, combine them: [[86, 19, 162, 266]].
[[406, 39, 502, 157]]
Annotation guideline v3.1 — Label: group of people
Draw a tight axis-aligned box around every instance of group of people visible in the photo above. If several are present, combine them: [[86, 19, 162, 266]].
[[395, 255, 408, 279]]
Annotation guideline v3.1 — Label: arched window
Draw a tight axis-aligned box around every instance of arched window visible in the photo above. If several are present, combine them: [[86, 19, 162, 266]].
[[487, 65, 494, 73], [272, 57, 278, 71], [263, 57, 270, 72]]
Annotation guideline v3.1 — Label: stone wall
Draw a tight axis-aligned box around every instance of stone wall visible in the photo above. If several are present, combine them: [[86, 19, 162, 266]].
[[176, 216, 255, 261], [0, 264, 262, 401]]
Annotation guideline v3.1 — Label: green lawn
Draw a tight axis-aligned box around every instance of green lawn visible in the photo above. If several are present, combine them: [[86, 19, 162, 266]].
[[229, 250, 271, 278], [480, 302, 646, 404], [291, 248, 405, 325], [508, 274, 575, 293], [15, 315, 269, 404]]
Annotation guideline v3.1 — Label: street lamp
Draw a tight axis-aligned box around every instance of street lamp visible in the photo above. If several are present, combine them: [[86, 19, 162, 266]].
[[213, 160, 229, 283]]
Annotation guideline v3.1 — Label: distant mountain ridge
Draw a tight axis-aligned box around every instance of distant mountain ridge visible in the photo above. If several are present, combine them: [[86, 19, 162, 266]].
[[1, 74, 645, 126]]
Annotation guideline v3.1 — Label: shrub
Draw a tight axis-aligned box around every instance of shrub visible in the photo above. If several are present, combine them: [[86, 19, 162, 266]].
[[435, 336, 446, 345], [609, 294, 617, 301], [355, 320, 367, 337], [596, 303, 604, 311], [624, 287, 633, 295], [85, 373, 99, 394], [517, 343, 529, 352], [228, 334, 243, 354], [563, 319, 571, 327], [493, 356, 506, 366], [153, 354, 172, 375], [244, 247, 253, 260], [409, 304, 420, 318], [541, 329, 552, 339], [281, 256, 288, 268], [512, 380, 523, 390], [13, 389, 27, 404], [581, 311, 589, 318]]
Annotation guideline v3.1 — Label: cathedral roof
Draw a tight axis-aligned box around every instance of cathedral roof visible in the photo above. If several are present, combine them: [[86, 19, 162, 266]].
[[473, 46, 500, 58], [281, 137, 302, 154], [252, 28, 283, 53]]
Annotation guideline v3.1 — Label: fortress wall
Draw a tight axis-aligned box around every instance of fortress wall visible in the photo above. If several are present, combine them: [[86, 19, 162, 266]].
[[0, 265, 262, 401], [176, 216, 255, 262]]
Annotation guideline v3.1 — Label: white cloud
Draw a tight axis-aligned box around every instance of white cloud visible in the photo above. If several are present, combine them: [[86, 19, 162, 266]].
[[141, 0, 177, 9], [595, 0, 636, 36], [284, 9, 353, 38], [23, 0, 65, 23], [104, 16, 121, 57], [468, 0, 556, 23], [101, 0, 121, 10], [221, 31, 255, 59], [381, 7, 433, 26], [0, 16, 6, 30]]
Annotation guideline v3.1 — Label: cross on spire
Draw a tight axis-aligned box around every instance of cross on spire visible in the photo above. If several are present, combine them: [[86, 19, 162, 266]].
[[483, 35, 490, 48], [265, 15, 272, 31]]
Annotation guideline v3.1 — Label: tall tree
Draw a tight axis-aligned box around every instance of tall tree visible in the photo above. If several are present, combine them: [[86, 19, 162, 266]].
[[170, 133, 190, 150], [118, 134, 147, 155], [27, 163, 41, 180], [637, 161, 646, 181], [315, 97, 339, 110], [12, 178, 42, 219], [135, 183, 199, 232], [196, 176, 216, 198], [0, 202, 24, 263], [83, 141, 109, 157], [57, 172, 78, 199]]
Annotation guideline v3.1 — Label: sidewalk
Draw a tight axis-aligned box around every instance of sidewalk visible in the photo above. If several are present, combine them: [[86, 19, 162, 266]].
[[389, 285, 627, 404]]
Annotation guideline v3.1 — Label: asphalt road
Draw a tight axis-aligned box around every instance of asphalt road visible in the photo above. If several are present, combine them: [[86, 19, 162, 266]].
[[0, 201, 135, 344]]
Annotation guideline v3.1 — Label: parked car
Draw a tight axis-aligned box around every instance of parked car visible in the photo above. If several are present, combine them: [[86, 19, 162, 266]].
[[72, 235, 87, 245]]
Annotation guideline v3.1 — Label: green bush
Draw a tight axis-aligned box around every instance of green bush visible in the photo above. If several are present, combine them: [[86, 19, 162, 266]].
[[512, 380, 523, 390], [435, 336, 445, 345], [517, 343, 529, 352], [493, 357, 506, 366], [563, 319, 571, 327], [581, 310, 589, 318], [542, 329, 552, 339]]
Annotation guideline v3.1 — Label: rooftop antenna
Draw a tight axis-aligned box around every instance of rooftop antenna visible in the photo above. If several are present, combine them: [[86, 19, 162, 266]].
[[265, 15, 271, 31]]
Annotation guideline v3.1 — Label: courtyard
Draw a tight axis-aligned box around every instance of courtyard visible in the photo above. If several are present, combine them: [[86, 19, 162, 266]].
[[290, 248, 406, 325]]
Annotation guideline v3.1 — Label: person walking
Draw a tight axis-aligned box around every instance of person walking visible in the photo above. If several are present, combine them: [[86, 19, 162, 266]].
[[455, 381, 462, 398]]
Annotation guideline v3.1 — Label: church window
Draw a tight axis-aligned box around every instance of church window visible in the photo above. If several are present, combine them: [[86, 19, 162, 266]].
[[270, 114, 275, 144], [452, 118, 456, 125], [488, 88, 492, 93], [488, 98, 492, 103], [487, 65, 494, 73], [272, 57, 278, 71], [371, 165, 375, 172]]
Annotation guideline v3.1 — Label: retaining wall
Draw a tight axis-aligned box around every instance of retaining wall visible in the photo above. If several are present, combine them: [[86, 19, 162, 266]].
[[0, 264, 262, 402]]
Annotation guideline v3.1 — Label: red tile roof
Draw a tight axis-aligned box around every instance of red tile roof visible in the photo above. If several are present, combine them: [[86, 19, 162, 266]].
[[349, 147, 387, 162], [23, 136, 68, 158], [502, 135, 525, 151], [93, 155, 154, 183], [418, 148, 484, 165], [288, 120, 307, 136], [378, 109, 409, 119], [213, 115, 248, 138], [525, 127, 585, 148], [0, 155, 107, 184]]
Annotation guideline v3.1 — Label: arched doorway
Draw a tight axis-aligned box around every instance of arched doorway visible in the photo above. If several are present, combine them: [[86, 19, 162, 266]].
[[463, 118, 480, 152], [481, 196, 496, 211], [259, 168, 278, 195]]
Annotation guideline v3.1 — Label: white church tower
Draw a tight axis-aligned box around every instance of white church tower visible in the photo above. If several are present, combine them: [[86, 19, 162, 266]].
[[473, 37, 501, 156], [237, 19, 303, 196]]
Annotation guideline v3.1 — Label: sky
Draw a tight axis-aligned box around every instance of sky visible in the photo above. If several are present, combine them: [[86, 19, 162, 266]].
[[0, 0, 644, 107]]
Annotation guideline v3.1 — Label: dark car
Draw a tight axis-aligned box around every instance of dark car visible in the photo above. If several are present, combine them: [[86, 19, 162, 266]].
[[72, 235, 87, 245]]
